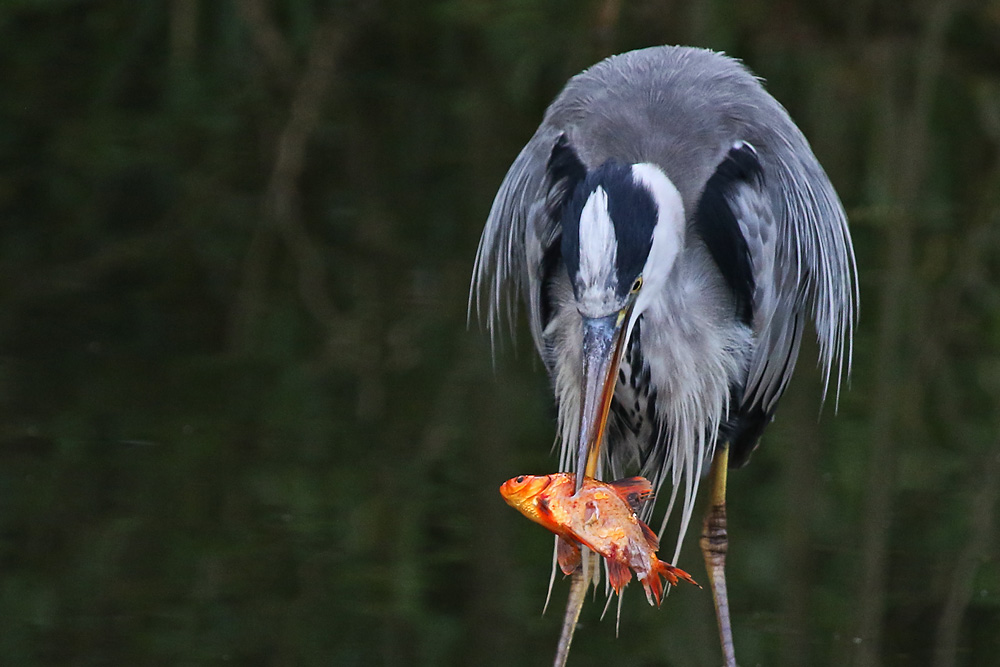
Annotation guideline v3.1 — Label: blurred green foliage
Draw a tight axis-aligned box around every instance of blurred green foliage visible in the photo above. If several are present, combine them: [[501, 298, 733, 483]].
[[1, 0, 1000, 665]]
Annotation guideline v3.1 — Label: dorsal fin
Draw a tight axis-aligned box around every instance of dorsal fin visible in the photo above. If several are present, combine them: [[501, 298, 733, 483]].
[[608, 476, 654, 512], [692, 141, 761, 326]]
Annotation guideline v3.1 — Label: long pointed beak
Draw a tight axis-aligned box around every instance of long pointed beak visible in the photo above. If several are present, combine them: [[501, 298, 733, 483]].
[[574, 310, 629, 492]]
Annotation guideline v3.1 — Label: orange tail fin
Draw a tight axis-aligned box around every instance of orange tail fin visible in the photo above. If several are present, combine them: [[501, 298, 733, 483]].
[[641, 558, 699, 606]]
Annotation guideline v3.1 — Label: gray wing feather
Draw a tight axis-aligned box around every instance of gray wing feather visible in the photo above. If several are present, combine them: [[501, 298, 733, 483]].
[[471, 127, 560, 356], [745, 138, 857, 410], [727, 177, 800, 410]]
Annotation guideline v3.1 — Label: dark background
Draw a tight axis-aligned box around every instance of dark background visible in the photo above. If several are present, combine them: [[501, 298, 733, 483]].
[[2, 1, 1000, 665]]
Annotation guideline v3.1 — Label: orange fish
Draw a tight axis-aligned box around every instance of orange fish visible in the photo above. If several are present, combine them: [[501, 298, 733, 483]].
[[500, 473, 697, 605]]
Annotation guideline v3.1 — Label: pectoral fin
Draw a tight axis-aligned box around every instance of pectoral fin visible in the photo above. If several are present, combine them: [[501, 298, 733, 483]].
[[557, 537, 581, 575]]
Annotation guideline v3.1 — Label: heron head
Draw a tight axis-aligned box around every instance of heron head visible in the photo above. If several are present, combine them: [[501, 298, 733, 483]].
[[557, 157, 686, 487], [560, 160, 685, 321]]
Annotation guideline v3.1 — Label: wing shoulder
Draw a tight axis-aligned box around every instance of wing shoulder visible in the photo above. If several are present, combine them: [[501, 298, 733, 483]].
[[696, 139, 855, 466]]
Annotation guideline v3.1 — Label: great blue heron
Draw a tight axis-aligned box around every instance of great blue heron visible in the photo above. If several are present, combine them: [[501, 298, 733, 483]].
[[472, 45, 857, 665]]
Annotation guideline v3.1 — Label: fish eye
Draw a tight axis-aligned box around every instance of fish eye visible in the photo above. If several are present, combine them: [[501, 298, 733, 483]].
[[515, 475, 526, 484], [630, 276, 643, 293]]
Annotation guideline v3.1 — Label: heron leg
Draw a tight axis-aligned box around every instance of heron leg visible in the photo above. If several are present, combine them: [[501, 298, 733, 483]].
[[553, 550, 598, 667], [701, 443, 737, 667]]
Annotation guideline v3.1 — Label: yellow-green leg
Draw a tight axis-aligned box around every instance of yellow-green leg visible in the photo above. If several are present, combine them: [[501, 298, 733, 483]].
[[701, 444, 736, 667], [553, 549, 599, 667]]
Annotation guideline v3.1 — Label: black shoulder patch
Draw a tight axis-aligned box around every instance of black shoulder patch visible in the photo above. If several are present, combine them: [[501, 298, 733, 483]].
[[546, 134, 587, 222], [546, 135, 586, 285], [693, 143, 763, 326]]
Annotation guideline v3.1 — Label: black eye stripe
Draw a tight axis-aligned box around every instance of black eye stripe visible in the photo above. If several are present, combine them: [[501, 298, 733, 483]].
[[608, 178, 657, 295], [559, 160, 657, 296]]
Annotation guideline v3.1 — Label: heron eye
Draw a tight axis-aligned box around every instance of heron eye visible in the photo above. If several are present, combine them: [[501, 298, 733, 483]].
[[630, 276, 643, 293], [515, 475, 526, 484]]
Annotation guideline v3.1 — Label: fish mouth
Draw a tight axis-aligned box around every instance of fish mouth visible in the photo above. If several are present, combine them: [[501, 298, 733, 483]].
[[574, 308, 630, 493], [499, 474, 556, 521]]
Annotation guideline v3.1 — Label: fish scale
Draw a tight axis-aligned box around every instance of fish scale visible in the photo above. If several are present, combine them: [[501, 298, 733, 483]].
[[499, 472, 698, 607]]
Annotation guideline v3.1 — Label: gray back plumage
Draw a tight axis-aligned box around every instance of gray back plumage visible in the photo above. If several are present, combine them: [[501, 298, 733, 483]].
[[472, 45, 856, 418]]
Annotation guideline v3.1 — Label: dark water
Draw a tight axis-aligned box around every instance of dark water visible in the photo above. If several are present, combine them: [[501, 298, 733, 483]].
[[2, 2, 999, 665]]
